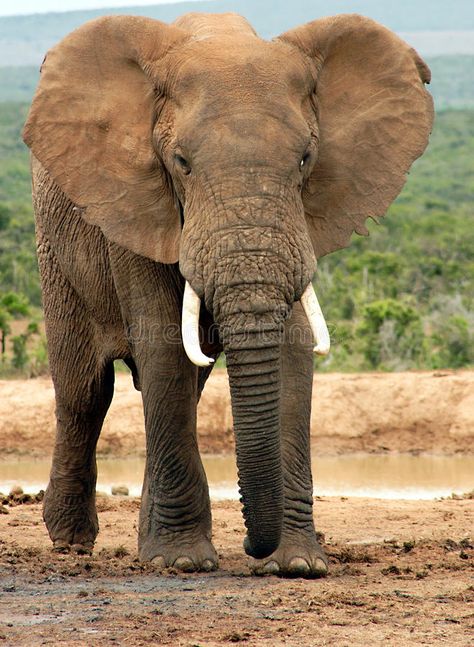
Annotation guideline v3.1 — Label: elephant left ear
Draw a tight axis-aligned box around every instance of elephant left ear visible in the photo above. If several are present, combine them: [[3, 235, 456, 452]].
[[23, 16, 188, 264], [278, 14, 434, 258]]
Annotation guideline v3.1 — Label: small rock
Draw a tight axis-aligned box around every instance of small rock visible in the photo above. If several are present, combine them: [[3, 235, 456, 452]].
[[0, 505, 9, 515], [111, 485, 129, 496], [381, 564, 401, 576], [9, 486, 23, 497], [225, 633, 249, 643]]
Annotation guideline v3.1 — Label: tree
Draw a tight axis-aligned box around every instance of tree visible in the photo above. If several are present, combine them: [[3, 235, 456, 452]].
[[0, 291, 30, 363], [0, 305, 10, 361], [11, 322, 39, 370]]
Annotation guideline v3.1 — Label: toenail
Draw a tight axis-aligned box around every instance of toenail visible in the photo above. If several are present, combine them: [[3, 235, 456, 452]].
[[151, 556, 166, 569], [53, 540, 70, 554], [288, 557, 310, 575], [71, 543, 93, 555], [313, 558, 328, 576], [202, 559, 216, 572], [173, 556, 196, 572], [263, 560, 280, 575]]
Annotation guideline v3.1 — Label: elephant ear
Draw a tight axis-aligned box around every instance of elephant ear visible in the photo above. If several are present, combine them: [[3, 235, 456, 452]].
[[23, 16, 188, 263], [278, 14, 434, 258]]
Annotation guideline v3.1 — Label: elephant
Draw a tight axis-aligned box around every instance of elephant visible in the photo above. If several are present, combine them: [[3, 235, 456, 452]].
[[22, 11, 433, 577]]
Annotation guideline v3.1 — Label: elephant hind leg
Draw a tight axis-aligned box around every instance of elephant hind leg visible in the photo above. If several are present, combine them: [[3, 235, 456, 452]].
[[44, 355, 115, 553], [123, 356, 141, 391], [41, 264, 116, 552]]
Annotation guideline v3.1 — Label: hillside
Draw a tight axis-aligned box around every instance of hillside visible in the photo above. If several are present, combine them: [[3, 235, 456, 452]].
[[1, 0, 474, 67]]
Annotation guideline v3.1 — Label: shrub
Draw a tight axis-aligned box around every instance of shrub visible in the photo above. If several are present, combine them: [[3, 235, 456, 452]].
[[359, 299, 425, 369]]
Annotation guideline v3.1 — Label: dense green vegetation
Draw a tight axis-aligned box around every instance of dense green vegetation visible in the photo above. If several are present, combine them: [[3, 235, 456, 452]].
[[0, 290, 46, 376], [0, 102, 472, 373], [0, 103, 39, 307], [318, 110, 474, 371]]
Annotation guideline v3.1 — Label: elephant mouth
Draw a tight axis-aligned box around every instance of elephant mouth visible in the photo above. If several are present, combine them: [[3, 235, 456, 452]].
[[181, 278, 330, 367]]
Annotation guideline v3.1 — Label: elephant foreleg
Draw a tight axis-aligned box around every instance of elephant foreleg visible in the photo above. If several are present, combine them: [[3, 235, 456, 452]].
[[112, 256, 218, 572], [134, 341, 218, 571]]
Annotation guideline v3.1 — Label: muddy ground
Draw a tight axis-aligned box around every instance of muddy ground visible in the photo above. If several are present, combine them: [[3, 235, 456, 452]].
[[0, 370, 473, 645], [0, 496, 473, 646]]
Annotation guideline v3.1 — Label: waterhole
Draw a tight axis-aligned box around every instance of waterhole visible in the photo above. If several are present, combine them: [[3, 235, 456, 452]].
[[1, 453, 473, 500]]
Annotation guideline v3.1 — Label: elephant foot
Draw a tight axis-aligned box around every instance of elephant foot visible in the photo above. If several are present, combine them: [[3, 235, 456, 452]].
[[143, 536, 219, 573], [53, 540, 94, 555], [43, 483, 98, 553], [248, 533, 328, 578]]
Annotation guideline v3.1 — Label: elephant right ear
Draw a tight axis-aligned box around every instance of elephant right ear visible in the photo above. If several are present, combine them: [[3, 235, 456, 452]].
[[278, 14, 434, 259], [23, 16, 188, 264]]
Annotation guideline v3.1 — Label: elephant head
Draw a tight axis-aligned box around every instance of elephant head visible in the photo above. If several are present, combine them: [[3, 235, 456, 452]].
[[23, 13, 433, 559]]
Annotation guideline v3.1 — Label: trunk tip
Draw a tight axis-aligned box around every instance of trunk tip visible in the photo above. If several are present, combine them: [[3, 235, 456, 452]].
[[243, 534, 280, 560]]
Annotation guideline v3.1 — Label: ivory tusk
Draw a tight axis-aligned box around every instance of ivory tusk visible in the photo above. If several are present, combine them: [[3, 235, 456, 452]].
[[181, 281, 215, 367], [300, 282, 331, 356]]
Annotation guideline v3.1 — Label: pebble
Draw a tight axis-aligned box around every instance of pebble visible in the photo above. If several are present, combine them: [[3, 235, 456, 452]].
[[111, 485, 129, 496]]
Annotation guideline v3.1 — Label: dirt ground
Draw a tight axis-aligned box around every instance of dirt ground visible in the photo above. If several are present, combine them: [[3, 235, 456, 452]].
[[0, 496, 473, 646], [0, 370, 473, 645]]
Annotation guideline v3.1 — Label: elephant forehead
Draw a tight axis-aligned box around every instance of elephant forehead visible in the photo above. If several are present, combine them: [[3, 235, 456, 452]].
[[168, 36, 312, 104], [173, 12, 257, 38]]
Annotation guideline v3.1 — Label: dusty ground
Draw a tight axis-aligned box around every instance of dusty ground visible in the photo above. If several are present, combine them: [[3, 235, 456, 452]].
[[0, 370, 473, 645], [0, 496, 473, 646], [1, 369, 473, 457]]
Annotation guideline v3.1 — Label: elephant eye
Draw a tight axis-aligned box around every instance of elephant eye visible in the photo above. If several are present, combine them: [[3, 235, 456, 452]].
[[300, 152, 311, 170], [175, 154, 191, 175]]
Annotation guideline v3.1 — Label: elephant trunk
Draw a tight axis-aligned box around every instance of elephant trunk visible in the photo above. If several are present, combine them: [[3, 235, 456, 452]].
[[222, 316, 284, 559], [181, 284, 285, 556], [180, 272, 330, 559]]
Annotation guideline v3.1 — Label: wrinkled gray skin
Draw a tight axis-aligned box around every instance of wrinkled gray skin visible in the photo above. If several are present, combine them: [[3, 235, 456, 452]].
[[33, 159, 321, 575], [34, 162, 324, 570], [23, 11, 433, 577]]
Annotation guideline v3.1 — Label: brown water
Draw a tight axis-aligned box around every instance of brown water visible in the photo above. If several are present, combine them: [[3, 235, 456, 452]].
[[1, 453, 473, 500]]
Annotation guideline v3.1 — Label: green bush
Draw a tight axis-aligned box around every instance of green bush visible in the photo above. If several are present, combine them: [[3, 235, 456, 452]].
[[430, 315, 474, 368], [0, 290, 47, 376], [358, 299, 425, 369]]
